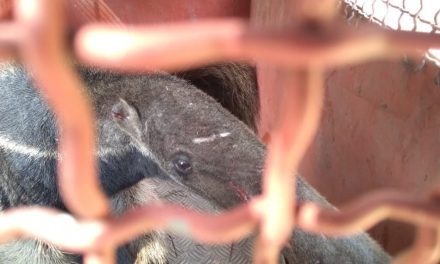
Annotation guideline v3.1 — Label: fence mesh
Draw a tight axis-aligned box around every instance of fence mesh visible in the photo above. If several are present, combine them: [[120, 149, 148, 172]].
[[0, 0, 440, 263], [344, 0, 440, 66]]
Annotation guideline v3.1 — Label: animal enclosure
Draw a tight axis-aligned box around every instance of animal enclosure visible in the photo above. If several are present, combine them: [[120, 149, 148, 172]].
[[0, 0, 439, 263]]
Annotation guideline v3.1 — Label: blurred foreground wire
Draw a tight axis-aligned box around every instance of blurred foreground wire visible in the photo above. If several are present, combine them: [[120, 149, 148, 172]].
[[0, 0, 440, 263]]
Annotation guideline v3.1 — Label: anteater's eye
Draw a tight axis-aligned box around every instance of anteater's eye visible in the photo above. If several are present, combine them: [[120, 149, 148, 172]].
[[172, 153, 192, 175]]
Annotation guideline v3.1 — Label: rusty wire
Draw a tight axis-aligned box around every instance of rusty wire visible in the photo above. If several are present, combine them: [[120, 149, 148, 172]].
[[0, 0, 440, 263], [14, 0, 110, 219], [74, 21, 440, 71]]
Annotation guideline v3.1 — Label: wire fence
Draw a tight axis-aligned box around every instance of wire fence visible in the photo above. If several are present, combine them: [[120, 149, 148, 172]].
[[344, 0, 440, 66], [0, 0, 439, 263]]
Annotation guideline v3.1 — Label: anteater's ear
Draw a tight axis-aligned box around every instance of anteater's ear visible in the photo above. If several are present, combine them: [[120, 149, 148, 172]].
[[111, 98, 143, 142], [176, 63, 260, 132]]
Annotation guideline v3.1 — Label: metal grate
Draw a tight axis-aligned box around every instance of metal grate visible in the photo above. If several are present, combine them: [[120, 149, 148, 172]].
[[0, 0, 439, 263]]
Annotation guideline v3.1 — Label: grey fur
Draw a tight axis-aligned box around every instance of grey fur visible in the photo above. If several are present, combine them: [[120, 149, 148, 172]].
[[0, 63, 390, 263], [0, 239, 79, 264], [176, 63, 259, 132], [111, 180, 167, 264]]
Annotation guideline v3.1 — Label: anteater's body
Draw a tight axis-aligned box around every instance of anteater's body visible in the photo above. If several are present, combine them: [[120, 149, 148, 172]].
[[0, 63, 390, 263]]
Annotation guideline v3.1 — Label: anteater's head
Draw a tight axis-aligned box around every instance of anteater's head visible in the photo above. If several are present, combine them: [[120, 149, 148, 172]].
[[84, 69, 263, 209]]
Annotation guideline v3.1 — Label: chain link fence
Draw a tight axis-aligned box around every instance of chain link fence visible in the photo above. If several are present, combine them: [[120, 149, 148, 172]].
[[0, 0, 439, 263], [344, 0, 440, 66]]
